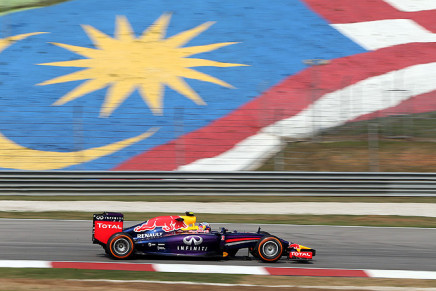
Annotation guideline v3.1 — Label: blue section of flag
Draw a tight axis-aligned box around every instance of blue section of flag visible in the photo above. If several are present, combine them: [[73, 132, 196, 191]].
[[0, 0, 366, 170]]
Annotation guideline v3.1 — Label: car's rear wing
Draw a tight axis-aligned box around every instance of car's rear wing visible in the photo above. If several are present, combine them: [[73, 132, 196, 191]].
[[92, 212, 124, 245]]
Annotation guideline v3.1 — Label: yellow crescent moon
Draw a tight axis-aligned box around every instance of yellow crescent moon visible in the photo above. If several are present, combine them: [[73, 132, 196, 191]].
[[0, 32, 47, 52], [0, 128, 158, 170], [0, 32, 158, 170]]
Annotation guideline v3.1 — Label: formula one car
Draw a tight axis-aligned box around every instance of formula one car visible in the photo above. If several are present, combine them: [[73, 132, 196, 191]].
[[92, 212, 315, 263]]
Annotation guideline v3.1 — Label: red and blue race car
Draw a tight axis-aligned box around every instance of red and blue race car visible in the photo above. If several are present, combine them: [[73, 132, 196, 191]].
[[92, 211, 316, 263]]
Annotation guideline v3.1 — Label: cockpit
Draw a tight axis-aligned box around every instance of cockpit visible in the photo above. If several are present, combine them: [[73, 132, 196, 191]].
[[179, 211, 211, 233]]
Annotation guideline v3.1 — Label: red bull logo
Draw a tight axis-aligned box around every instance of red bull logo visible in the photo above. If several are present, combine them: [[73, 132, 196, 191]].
[[134, 216, 188, 232], [289, 243, 301, 250]]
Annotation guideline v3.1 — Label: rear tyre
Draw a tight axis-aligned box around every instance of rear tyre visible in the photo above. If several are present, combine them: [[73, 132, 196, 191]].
[[107, 233, 134, 259], [256, 236, 283, 263]]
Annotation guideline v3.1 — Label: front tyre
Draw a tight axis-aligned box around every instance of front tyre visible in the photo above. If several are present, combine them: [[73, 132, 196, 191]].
[[107, 233, 134, 259], [256, 236, 283, 263]]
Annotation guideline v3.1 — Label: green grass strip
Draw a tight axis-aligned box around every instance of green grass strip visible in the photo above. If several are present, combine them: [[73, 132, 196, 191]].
[[0, 0, 67, 11], [0, 268, 240, 283]]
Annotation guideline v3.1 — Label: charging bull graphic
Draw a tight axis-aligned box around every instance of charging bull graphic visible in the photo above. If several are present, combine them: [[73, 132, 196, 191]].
[[133, 216, 188, 233]]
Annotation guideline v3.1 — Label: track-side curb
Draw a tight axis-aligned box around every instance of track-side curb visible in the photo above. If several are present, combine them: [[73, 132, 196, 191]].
[[1, 260, 435, 280]]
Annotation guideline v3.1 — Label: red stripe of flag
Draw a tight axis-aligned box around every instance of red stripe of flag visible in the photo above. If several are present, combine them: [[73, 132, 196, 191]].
[[302, 0, 436, 33]]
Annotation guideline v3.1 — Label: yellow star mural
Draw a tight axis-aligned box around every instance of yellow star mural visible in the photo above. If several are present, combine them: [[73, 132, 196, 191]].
[[0, 32, 158, 170], [37, 14, 247, 117]]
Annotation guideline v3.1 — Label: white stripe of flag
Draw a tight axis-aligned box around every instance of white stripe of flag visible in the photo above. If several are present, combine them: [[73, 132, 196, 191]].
[[383, 0, 436, 12]]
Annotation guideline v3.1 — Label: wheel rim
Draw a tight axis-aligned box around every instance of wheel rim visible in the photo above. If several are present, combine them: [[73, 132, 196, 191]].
[[262, 241, 279, 258], [113, 237, 130, 256]]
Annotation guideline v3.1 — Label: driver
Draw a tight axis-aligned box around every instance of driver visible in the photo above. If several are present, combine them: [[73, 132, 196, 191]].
[[178, 212, 212, 233], [198, 222, 211, 233]]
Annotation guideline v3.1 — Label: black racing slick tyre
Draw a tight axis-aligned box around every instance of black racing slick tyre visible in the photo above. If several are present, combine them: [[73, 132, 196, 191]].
[[255, 236, 283, 263], [107, 233, 135, 259]]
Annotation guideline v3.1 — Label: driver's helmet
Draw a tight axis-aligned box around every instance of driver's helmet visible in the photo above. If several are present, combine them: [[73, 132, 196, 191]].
[[198, 222, 211, 233]]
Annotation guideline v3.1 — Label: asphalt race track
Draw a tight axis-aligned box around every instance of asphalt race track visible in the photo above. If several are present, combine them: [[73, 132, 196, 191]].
[[1, 219, 435, 271]]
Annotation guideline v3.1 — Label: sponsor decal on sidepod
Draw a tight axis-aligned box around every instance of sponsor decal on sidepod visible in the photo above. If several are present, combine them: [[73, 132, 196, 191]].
[[178, 235, 207, 251], [183, 235, 203, 246], [137, 232, 163, 239]]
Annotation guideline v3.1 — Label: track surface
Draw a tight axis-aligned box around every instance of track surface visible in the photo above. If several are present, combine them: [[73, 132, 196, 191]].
[[1, 219, 435, 271]]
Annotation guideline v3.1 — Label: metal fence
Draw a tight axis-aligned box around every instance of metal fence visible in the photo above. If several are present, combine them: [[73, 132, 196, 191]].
[[0, 104, 434, 172], [0, 171, 435, 196]]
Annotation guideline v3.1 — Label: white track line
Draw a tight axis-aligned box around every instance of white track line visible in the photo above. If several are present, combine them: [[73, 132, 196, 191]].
[[0, 260, 51, 268], [367, 269, 436, 280], [153, 263, 269, 275], [1, 201, 436, 217]]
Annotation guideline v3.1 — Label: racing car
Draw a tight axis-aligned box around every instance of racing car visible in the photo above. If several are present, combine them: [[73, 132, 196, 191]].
[[92, 211, 315, 263]]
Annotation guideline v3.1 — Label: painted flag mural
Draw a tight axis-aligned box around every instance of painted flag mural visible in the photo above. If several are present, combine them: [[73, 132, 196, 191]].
[[0, 0, 434, 171]]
